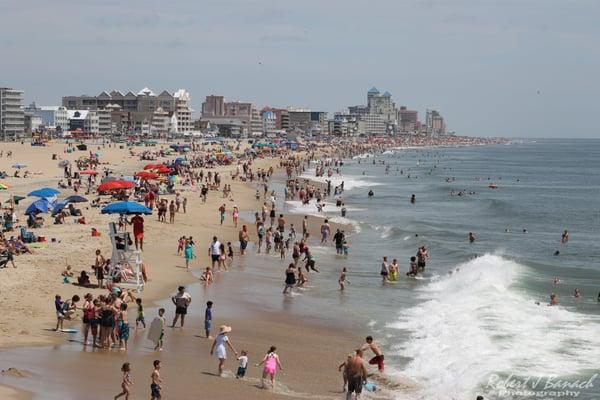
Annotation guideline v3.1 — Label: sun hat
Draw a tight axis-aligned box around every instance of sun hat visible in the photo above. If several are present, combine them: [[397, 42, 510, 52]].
[[219, 325, 232, 334]]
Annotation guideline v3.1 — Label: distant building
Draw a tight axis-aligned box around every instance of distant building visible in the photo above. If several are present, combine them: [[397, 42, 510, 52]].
[[24, 113, 42, 136], [0, 87, 24, 140], [201, 95, 225, 117], [288, 108, 327, 134], [399, 106, 418, 134], [24, 103, 69, 135], [426, 109, 446, 136], [68, 110, 99, 135], [199, 95, 262, 137], [62, 87, 193, 135], [328, 113, 365, 136], [367, 87, 397, 123]]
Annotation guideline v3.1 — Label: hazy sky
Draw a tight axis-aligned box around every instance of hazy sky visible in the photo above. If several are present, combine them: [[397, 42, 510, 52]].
[[1, 0, 599, 137]]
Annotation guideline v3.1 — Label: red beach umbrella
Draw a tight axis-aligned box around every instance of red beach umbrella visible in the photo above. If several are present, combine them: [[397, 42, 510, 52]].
[[135, 171, 158, 180], [97, 180, 135, 192]]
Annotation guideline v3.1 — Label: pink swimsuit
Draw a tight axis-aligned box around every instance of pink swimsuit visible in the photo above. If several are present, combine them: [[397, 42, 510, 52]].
[[263, 353, 277, 374]]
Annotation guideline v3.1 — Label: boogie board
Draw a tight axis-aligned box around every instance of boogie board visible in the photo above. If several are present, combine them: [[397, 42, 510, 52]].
[[147, 318, 163, 343], [61, 328, 78, 333]]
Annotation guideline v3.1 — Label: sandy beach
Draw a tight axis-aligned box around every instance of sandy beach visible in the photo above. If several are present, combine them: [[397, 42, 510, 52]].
[[0, 140, 367, 399]]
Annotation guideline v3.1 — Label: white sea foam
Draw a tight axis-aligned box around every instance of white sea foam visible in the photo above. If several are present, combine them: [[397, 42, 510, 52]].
[[300, 168, 380, 191], [388, 254, 600, 399]]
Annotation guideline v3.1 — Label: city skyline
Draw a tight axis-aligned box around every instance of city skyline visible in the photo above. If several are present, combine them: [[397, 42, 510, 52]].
[[2, 0, 600, 138]]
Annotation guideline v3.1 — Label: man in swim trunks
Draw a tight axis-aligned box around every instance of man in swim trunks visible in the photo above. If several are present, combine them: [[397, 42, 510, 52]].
[[150, 359, 162, 399], [129, 213, 144, 251], [362, 336, 384, 372], [346, 349, 367, 400], [208, 236, 221, 270], [416, 246, 428, 272]]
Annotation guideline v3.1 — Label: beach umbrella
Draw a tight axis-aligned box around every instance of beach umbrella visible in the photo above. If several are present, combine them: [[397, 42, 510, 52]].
[[0, 183, 9, 190], [135, 171, 158, 180], [79, 169, 98, 175], [64, 195, 88, 203], [97, 180, 135, 192], [12, 163, 27, 169], [101, 201, 152, 215], [143, 163, 158, 170], [6, 195, 25, 204], [28, 187, 60, 198], [25, 199, 50, 215], [51, 200, 68, 216], [58, 160, 70, 167]]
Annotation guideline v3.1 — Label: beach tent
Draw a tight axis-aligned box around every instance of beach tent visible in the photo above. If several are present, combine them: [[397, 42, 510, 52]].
[[28, 187, 60, 198], [101, 201, 152, 215], [25, 199, 51, 215]]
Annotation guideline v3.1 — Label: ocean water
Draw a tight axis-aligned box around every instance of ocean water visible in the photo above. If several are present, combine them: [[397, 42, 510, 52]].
[[273, 139, 600, 399]]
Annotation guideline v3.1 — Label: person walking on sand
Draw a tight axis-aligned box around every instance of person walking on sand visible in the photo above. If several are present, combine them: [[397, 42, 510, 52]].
[[346, 350, 368, 400], [150, 360, 162, 400], [256, 346, 284, 389], [204, 301, 213, 338], [362, 336, 385, 372], [184, 239, 194, 269], [114, 362, 133, 400], [171, 286, 191, 328], [210, 325, 239, 377], [232, 205, 239, 227], [169, 200, 176, 223], [219, 204, 226, 225]]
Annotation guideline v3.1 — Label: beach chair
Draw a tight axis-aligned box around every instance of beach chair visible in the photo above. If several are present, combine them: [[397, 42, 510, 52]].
[[20, 227, 36, 243]]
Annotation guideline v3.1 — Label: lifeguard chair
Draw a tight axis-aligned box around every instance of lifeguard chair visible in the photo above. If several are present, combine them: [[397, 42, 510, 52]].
[[106, 222, 145, 293]]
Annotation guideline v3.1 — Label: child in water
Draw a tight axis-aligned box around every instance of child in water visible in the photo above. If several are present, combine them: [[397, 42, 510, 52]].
[[114, 362, 133, 400]]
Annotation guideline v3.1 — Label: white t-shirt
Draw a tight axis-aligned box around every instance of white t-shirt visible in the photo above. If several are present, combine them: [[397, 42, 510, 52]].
[[238, 355, 248, 368], [210, 241, 221, 256], [215, 334, 229, 358]]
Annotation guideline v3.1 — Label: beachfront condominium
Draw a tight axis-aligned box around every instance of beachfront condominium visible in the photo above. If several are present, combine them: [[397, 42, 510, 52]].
[[62, 87, 194, 135], [399, 106, 419, 134], [425, 109, 446, 137], [0, 87, 25, 140], [287, 108, 328, 135]]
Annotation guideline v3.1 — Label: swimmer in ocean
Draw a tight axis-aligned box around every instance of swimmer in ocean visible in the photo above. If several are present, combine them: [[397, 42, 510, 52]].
[[368, 190, 374, 198], [561, 230, 569, 243], [574, 288, 581, 298], [468, 232, 476, 243], [550, 293, 558, 306], [410, 194, 416, 204]]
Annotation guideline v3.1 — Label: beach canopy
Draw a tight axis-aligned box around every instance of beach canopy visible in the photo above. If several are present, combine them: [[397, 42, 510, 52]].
[[28, 187, 60, 198], [101, 201, 152, 215], [64, 195, 88, 203], [25, 199, 50, 215], [79, 169, 97, 175], [12, 163, 27, 169], [97, 180, 135, 192]]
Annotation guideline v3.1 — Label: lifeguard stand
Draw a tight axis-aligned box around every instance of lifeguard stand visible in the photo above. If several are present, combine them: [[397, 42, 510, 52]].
[[107, 222, 145, 293]]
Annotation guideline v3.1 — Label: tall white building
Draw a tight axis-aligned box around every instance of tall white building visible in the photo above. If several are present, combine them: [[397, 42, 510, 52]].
[[174, 89, 193, 134], [0, 87, 25, 140]]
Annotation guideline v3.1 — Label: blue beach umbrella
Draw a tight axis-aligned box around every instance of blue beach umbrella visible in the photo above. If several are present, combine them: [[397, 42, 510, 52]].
[[28, 187, 60, 198], [101, 201, 152, 215], [25, 199, 50, 215], [51, 200, 68, 216]]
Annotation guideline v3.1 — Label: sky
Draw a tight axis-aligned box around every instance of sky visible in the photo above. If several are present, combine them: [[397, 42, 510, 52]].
[[1, 0, 599, 138]]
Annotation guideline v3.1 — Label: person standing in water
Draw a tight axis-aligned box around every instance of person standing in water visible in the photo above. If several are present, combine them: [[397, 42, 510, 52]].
[[283, 264, 296, 294], [380, 256, 390, 283], [561, 230, 569, 243], [468, 232, 476, 243], [256, 346, 284, 389], [339, 267, 349, 290], [346, 349, 368, 400], [362, 335, 385, 372]]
